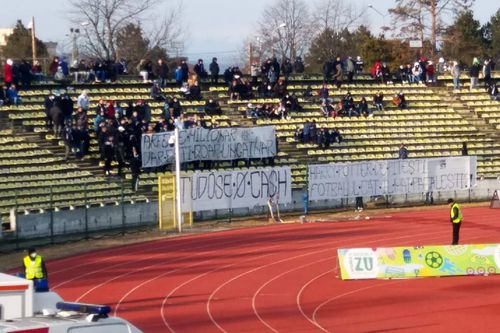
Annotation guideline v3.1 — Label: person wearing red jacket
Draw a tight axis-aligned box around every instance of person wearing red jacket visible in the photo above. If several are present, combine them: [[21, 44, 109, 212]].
[[371, 60, 383, 83], [427, 61, 436, 84], [3, 59, 13, 85]]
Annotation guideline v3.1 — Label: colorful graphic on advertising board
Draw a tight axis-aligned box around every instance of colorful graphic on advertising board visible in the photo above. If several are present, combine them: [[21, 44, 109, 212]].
[[338, 244, 500, 280]]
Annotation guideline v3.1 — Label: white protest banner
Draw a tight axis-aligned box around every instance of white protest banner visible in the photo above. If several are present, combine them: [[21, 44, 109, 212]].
[[308, 160, 387, 199], [141, 126, 277, 168], [179, 166, 291, 212], [308, 156, 477, 201]]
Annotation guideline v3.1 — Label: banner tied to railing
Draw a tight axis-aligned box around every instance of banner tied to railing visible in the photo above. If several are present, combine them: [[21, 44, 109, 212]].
[[179, 166, 291, 212], [338, 244, 500, 280], [308, 156, 477, 200], [141, 126, 276, 167]]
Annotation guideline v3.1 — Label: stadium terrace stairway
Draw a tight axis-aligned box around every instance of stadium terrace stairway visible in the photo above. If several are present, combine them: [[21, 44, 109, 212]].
[[435, 74, 500, 178], [1, 74, 500, 229]]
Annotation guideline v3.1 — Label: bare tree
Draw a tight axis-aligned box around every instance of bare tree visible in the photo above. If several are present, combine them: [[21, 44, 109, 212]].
[[69, 0, 184, 61], [257, 0, 314, 63], [146, 4, 184, 57], [389, 0, 475, 55], [312, 0, 366, 33]]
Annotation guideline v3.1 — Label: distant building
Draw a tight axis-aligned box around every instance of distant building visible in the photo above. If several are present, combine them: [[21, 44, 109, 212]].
[[0, 28, 14, 46]]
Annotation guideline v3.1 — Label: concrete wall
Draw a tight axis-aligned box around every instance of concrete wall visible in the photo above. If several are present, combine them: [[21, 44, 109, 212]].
[[16, 202, 157, 239], [12, 179, 499, 240]]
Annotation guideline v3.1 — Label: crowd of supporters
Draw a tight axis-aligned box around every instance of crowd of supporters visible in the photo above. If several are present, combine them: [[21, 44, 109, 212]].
[[1, 53, 498, 193], [43, 85, 229, 190]]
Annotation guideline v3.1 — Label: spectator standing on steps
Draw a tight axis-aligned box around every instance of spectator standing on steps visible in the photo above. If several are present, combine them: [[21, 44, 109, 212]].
[[209, 57, 220, 84], [77, 90, 90, 112], [63, 119, 76, 162], [194, 59, 208, 80], [469, 57, 481, 91], [483, 59, 492, 87], [281, 58, 293, 82], [294, 57, 304, 73], [130, 146, 141, 192], [155, 59, 169, 88], [461, 142, 468, 156], [74, 107, 90, 158], [346, 56, 355, 83], [44, 93, 56, 129], [451, 61, 461, 90], [448, 198, 463, 245]]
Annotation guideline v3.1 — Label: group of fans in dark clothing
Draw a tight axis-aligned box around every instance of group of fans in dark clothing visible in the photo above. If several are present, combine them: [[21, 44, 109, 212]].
[[295, 120, 343, 148]]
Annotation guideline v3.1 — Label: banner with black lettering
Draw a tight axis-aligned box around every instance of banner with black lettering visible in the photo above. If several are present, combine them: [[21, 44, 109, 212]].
[[141, 126, 276, 168], [308, 156, 477, 201], [179, 166, 291, 212]]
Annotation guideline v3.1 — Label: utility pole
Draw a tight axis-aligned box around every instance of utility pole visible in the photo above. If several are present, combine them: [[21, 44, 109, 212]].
[[248, 42, 253, 71], [30, 17, 37, 63]]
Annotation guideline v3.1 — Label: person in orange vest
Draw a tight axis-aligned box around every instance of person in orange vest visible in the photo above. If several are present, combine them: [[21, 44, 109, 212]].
[[448, 198, 463, 245], [23, 248, 48, 281]]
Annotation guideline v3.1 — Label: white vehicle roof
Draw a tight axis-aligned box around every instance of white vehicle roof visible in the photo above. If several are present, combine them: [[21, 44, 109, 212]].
[[0, 314, 142, 333], [0, 273, 142, 333]]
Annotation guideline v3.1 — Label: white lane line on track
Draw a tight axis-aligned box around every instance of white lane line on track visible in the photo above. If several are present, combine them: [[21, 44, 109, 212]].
[[49, 236, 205, 275], [309, 233, 491, 332], [251, 257, 332, 333], [159, 248, 282, 332], [253, 228, 454, 333], [52, 236, 234, 289], [311, 281, 402, 331], [296, 269, 336, 332], [159, 235, 322, 332], [205, 227, 444, 333], [51, 227, 281, 283], [74, 237, 256, 302], [114, 240, 291, 316]]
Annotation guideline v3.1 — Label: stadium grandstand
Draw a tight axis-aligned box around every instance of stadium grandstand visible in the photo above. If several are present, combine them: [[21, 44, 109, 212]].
[[2, 1, 500, 331], [0, 63, 499, 241]]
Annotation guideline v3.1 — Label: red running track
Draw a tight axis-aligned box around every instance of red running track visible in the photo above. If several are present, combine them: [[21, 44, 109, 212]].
[[47, 206, 500, 332]]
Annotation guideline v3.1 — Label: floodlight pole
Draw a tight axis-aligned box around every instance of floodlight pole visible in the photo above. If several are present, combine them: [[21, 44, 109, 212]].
[[174, 127, 182, 233], [70, 28, 80, 65], [271, 23, 286, 59]]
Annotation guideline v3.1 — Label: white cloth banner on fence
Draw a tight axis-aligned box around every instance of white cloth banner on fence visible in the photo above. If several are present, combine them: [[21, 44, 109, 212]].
[[141, 126, 276, 168], [308, 156, 477, 201], [180, 166, 291, 212]]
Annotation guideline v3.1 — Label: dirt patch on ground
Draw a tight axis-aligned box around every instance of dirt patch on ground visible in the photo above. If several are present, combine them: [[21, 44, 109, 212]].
[[1, 202, 487, 272]]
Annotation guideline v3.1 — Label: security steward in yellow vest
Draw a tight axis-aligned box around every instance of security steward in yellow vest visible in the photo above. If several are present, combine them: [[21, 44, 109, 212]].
[[448, 199, 463, 245], [23, 248, 48, 281]]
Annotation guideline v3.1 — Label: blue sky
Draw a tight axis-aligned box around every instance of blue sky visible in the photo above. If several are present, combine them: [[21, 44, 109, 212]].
[[0, 0, 495, 66]]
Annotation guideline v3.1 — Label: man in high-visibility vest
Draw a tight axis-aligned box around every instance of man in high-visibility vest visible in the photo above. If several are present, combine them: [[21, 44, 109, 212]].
[[448, 198, 463, 245], [23, 248, 48, 281]]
